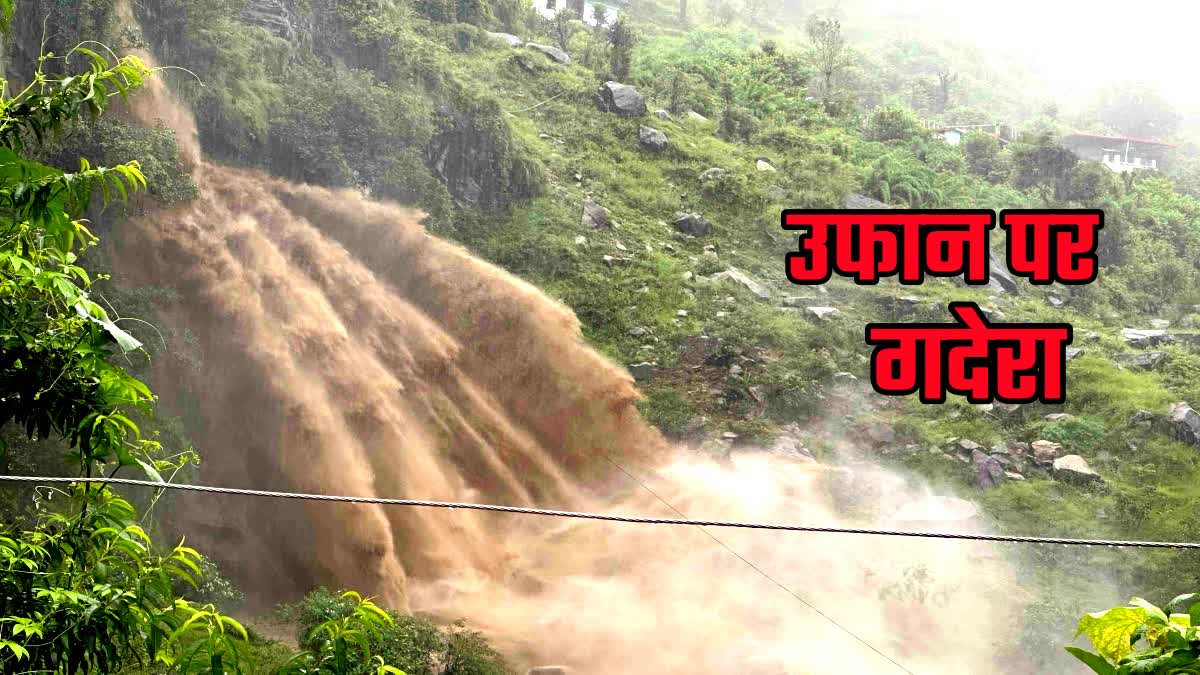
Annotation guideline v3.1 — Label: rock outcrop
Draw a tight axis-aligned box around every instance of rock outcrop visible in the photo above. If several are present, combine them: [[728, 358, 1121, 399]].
[[596, 82, 647, 116]]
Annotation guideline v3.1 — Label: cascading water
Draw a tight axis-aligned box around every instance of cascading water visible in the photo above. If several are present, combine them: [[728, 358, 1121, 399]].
[[107, 4, 1030, 671]]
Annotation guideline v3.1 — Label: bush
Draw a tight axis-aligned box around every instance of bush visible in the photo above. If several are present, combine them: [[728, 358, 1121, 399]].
[[286, 589, 512, 675]]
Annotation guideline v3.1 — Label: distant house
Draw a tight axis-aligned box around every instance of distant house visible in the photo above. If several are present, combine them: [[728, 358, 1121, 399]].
[[928, 122, 1007, 147], [1059, 133, 1173, 173]]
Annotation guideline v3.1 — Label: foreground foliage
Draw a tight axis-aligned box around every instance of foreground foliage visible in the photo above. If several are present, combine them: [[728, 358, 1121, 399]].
[[1069, 594, 1200, 674]]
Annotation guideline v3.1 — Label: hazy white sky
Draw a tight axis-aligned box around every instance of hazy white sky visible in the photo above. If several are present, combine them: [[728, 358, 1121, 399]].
[[850, 0, 1200, 111]]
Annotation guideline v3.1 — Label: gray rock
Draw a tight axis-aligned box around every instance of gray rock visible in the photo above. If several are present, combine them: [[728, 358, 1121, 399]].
[[1129, 409, 1157, 429], [487, 32, 524, 47], [581, 199, 608, 229], [1047, 295, 1064, 308], [628, 326, 650, 337], [654, 109, 672, 120], [1032, 440, 1063, 465], [699, 167, 728, 181], [973, 449, 1006, 489], [1122, 328, 1170, 347], [686, 110, 708, 122], [673, 213, 713, 237], [1168, 402, 1200, 446], [766, 185, 786, 200], [708, 267, 771, 300], [526, 42, 571, 64], [596, 81, 646, 116], [1053, 455, 1102, 485], [1116, 351, 1167, 370], [806, 306, 840, 320], [1066, 347, 1084, 361], [628, 362, 655, 382], [241, 0, 308, 42], [833, 371, 858, 383], [755, 158, 777, 172], [1150, 318, 1171, 329], [1044, 413, 1074, 422], [844, 193, 889, 209], [638, 125, 668, 151]]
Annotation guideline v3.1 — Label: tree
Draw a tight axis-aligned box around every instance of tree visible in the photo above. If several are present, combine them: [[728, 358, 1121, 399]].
[[962, 131, 1001, 180], [865, 105, 923, 143], [1010, 132, 1079, 204], [935, 69, 957, 114], [608, 16, 635, 81], [0, 6, 408, 673], [1092, 83, 1180, 139], [805, 15, 850, 112]]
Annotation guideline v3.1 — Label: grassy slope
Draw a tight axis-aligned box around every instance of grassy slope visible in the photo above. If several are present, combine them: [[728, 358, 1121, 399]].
[[433, 17, 1200, 667]]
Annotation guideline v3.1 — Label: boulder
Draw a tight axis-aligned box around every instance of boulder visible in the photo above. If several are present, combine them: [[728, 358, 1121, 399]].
[[1116, 351, 1167, 370], [1047, 295, 1064, 308], [1168, 402, 1200, 446], [1053, 455, 1102, 485], [766, 185, 787, 200], [708, 267, 771, 299], [973, 449, 1006, 489], [1122, 328, 1170, 347], [1129, 409, 1156, 430], [487, 31, 524, 47], [628, 362, 654, 382], [1066, 347, 1084, 361], [755, 158, 777, 172], [768, 429, 815, 463], [1150, 318, 1171, 329], [1044, 413, 1074, 422], [526, 42, 571, 64], [638, 125, 668, 151], [581, 198, 608, 229], [806, 306, 840, 320], [673, 213, 713, 237], [1031, 440, 1063, 465], [596, 81, 646, 116], [654, 109, 672, 120], [686, 110, 708, 122], [699, 167, 728, 181]]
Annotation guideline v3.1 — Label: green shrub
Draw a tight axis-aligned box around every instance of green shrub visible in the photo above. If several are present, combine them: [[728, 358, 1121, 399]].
[[286, 589, 512, 675]]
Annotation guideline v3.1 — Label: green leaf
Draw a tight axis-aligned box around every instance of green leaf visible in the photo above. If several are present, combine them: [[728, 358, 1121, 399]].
[[1065, 647, 1117, 675], [1077, 606, 1148, 663]]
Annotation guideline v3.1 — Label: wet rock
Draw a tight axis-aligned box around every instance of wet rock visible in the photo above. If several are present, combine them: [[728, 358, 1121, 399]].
[[596, 81, 646, 116], [1122, 328, 1170, 347], [973, 449, 1006, 489], [628, 362, 654, 382], [806, 306, 840, 320], [673, 212, 713, 237], [487, 31, 524, 47], [526, 42, 571, 64], [1116, 351, 1167, 370], [707, 267, 771, 300], [581, 198, 608, 229], [1168, 402, 1200, 446], [1053, 455, 1102, 485], [638, 125, 668, 151], [1032, 440, 1063, 465]]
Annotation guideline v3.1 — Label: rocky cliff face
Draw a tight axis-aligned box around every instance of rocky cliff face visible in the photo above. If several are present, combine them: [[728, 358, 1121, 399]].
[[241, 0, 311, 44], [239, 0, 538, 209]]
